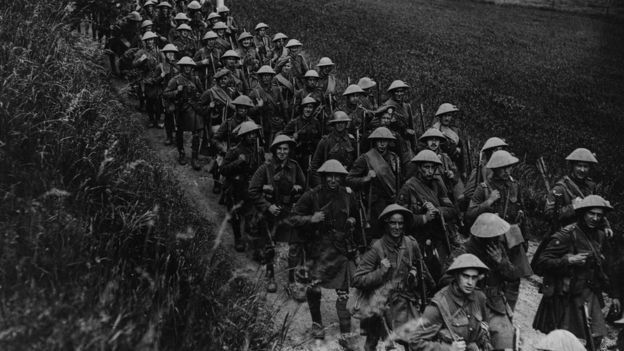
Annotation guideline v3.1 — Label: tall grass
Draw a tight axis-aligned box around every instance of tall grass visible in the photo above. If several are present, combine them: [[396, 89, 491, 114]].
[[0, 1, 280, 349]]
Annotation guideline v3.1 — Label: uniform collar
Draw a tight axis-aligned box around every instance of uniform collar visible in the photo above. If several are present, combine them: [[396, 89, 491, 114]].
[[450, 282, 476, 305]]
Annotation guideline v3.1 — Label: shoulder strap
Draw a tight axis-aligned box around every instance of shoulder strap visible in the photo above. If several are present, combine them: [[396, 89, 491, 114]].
[[431, 294, 460, 342], [371, 240, 386, 260]]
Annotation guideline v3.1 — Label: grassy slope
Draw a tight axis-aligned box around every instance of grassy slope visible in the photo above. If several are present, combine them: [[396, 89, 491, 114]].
[[236, 0, 624, 202]]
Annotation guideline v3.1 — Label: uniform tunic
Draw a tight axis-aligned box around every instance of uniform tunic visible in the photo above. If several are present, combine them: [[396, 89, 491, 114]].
[[309, 131, 356, 186], [249, 83, 284, 141], [193, 46, 223, 89], [163, 73, 204, 131], [283, 114, 322, 174]]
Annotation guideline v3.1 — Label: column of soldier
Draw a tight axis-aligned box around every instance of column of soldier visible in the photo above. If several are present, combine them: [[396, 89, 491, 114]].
[[106, 1, 624, 350]]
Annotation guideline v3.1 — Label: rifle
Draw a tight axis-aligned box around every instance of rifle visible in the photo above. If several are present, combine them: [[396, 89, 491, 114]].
[[581, 301, 595, 351], [407, 103, 418, 152], [536, 156, 551, 192], [305, 155, 312, 190], [394, 157, 401, 202], [375, 78, 381, 108], [417, 255, 428, 313], [465, 137, 474, 176], [290, 76, 297, 121], [224, 106, 231, 150], [255, 137, 263, 167], [328, 93, 334, 115], [439, 210, 452, 254], [419, 103, 426, 133]]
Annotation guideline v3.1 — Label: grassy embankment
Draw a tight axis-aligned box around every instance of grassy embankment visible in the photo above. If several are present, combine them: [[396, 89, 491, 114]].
[[236, 0, 624, 234], [0, 1, 280, 350]]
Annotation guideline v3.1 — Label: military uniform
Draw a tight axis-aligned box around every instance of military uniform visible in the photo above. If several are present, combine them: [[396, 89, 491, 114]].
[[283, 114, 322, 175], [172, 31, 198, 57], [309, 131, 356, 186], [276, 52, 309, 85], [433, 121, 469, 180], [193, 46, 222, 89], [249, 82, 284, 141], [272, 72, 297, 120], [545, 175, 608, 230], [132, 46, 161, 126]]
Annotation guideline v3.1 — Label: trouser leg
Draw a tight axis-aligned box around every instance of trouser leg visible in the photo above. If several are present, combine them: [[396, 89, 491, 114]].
[[336, 289, 351, 333]]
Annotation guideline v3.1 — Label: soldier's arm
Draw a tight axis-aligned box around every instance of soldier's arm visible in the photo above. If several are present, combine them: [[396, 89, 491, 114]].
[[406, 304, 449, 351], [196, 89, 213, 116], [345, 156, 369, 190], [466, 184, 490, 223], [220, 149, 246, 176], [295, 163, 306, 187], [283, 120, 296, 136], [214, 121, 228, 142], [398, 182, 426, 228], [309, 140, 325, 186], [463, 168, 478, 201], [248, 165, 271, 213], [162, 77, 178, 99], [494, 245, 524, 281], [534, 228, 575, 274], [351, 245, 388, 289], [289, 191, 315, 226]]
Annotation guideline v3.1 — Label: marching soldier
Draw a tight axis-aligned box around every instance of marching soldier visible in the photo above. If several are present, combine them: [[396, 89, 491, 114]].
[[167, 12, 190, 44], [467, 150, 532, 311], [160, 43, 180, 146], [290, 159, 359, 340], [283, 96, 322, 178], [220, 123, 263, 253], [309, 111, 356, 187], [408, 253, 492, 351], [398, 149, 459, 282], [357, 76, 378, 110], [249, 135, 305, 292], [187, 1, 207, 40], [370, 105, 414, 165], [153, 1, 174, 46], [294, 70, 323, 112], [212, 21, 232, 51], [249, 65, 284, 142], [316, 57, 338, 107], [383, 80, 418, 145], [533, 195, 619, 349], [444, 213, 522, 349], [193, 30, 222, 90], [220, 49, 248, 94], [417, 128, 464, 203], [277, 39, 308, 86], [172, 23, 198, 57], [432, 103, 469, 181], [141, 0, 157, 22], [163, 56, 204, 169], [253, 22, 271, 64], [140, 20, 153, 36], [269, 32, 289, 68], [347, 127, 402, 241], [206, 12, 221, 28], [216, 5, 238, 46], [341, 84, 369, 137], [236, 31, 261, 79], [353, 204, 434, 351], [272, 57, 297, 120], [214, 95, 254, 152], [464, 136, 508, 206], [132, 31, 162, 129]]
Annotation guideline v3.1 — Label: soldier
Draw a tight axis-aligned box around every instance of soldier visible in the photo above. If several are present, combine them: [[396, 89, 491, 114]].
[[141, 0, 157, 21], [140, 20, 153, 35], [214, 95, 254, 153], [253, 22, 271, 64], [357, 76, 378, 110], [432, 103, 469, 181], [153, 1, 174, 45], [220, 49, 248, 94], [370, 105, 413, 165], [309, 111, 356, 187], [534, 329, 587, 351], [283, 96, 322, 180], [463, 136, 508, 206], [216, 5, 238, 46], [163, 56, 204, 168], [383, 80, 418, 144], [249, 65, 284, 142], [248, 135, 305, 292], [193, 30, 222, 90], [133, 31, 162, 128], [269, 32, 288, 68], [272, 57, 296, 120], [341, 84, 368, 137], [187, 0, 207, 40], [107, 11, 142, 76], [212, 21, 232, 52], [353, 204, 434, 351], [294, 70, 323, 114], [347, 127, 402, 241], [290, 159, 359, 340], [221, 121, 263, 252], [407, 253, 492, 351], [167, 12, 190, 44], [235, 31, 261, 80], [466, 150, 531, 311], [277, 39, 308, 86], [206, 12, 221, 28], [398, 149, 459, 282], [533, 195, 619, 349], [444, 213, 521, 349], [159, 43, 180, 146], [316, 57, 337, 107], [173, 23, 198, 57], [417, 128, 464, 203]]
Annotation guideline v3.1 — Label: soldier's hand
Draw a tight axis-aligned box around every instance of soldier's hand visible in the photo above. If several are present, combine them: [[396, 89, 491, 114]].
[[380, 258, 391, 270], [202, 59, 210, 65], [310, 211, 325, 223], [487, 189, 501, 205], [450, 340, 466, 351], [257, 98, 264, 107], [605, 227, 614, 238], [140, 54, 147, 61], [177, 85, 184, 92], [406, 128, 415, 135], [445, 170, 454, 179], [486, 243, 503, 263], [209, 101, 216, 109], [365, 170, 376, 182], [238, 154, 247, 162], [567, 252, 589, 266], [346, 217, 356, 227], [262, 184, 273, 193], [268, 204, 281, 216], [293, 132, 299, 140], [292, 185, 303, 193], [612, 298, 621, 314], [424, 209, 437, 223], [160, 71, 166, 78]]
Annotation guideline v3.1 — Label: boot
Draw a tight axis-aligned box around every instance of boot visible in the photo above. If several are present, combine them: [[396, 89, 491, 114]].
[[232, 219, 244, 252], [178, 150, 187, 165], [164, 137, 174, 146], [213, 178, 222, 194], [266, 264, 277, 293], [311, 322, 325, 340], [191, 157, 201, 170], [336, 297, 352, 333], [307, 287, 324, 339]]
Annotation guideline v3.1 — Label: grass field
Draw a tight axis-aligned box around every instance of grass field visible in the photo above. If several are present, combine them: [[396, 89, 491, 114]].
[[237, 0, 624, 212]]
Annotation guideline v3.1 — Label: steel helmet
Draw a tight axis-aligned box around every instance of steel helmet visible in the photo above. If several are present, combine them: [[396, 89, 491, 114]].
[[212, 21, 227, 30], [486, 150, 519, 169], [236, 121, 261, 137], [257, 65, 276, 75], [221, 50, 240, 59], [187, 0, 201, 10], [378, 203, 413, 224], [411, 150, 442, 165], [357, 77, 377, 90], [128, 11, 142, 22], [301, 96, 317, 106], [368, 127, 396, 140], [232, 95, 254, 108], [481, 137, 508, 152], [573, 194, 613, 213], [141, 31, 157, 41], [161, 43, 179, 52], [140, 19, 153, 28], [534, 329, 586, 351], [270, 134, 296, 151], [470, 213, 511, 238], [565, 148, 598, 164], [176, 56, 196, 66], [202, 30, 218, 40], [418, 128, 446, 142], [328, 111, 351, 124], [207, 12, 220, 20], [272, 32, 288, 42], [176, 23, 191, 31], [143, 0, 155, 7], [342, 84, 365, 96], [317, 159, 348, 175], [387, 80, 409, 92], [214, 68, 230, 80], [156, 1, 173, 8], [445, 254, 489, 275], [285, 39, 303, 48], [435, 103, 459, 116], [237, 31, 253, 42], [317, 57, 334, 67], [174, 12, 190, 21], [255, 22, 269, 31], [217, 5, 230, 13], [303, 70, 319, 79]]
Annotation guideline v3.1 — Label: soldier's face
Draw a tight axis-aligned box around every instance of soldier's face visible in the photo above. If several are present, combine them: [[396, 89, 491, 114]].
[[225, 58, 236, 68], [182, 66, 193, 75], [303, 104, 314, 117], [244, 132, 256, 143], [457, 268, 480, 295], [282, 61, 292, 74], [160, 8, 170, 16], [290, 46, 301, 55], [236, 106, 248, 117], [583, 208, 604, 229], [380, 113, 392, 126], [143, 25, 152, 33], [392, 89, 406, 100], [426, 138, 440, 151], [419, 163, 436, 180], [334, 122, 347, 132], [217, 76, 228, 87], [275, 144, 290, 161], [493, 166, 511, 180], [275, 39, 284, 48], [260, 74, 272, 85], [319, 66, 332, 75], [347, 95, 359, 105], [211, 18, 220, 25], [375, 140, 389, 154], [241, 38, 252, 47], [325, 174, 341, 190], [145, 38, 155, 48], [441, 114, 453, 126], [216, 29, 225, 37], [386, 213, 404, 238], [180, 30, 190, 38], [205, 38, 216, 48], [166, 52, 176, 61], [572, 162, 590, 180], [306, 78, 318, 88]]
